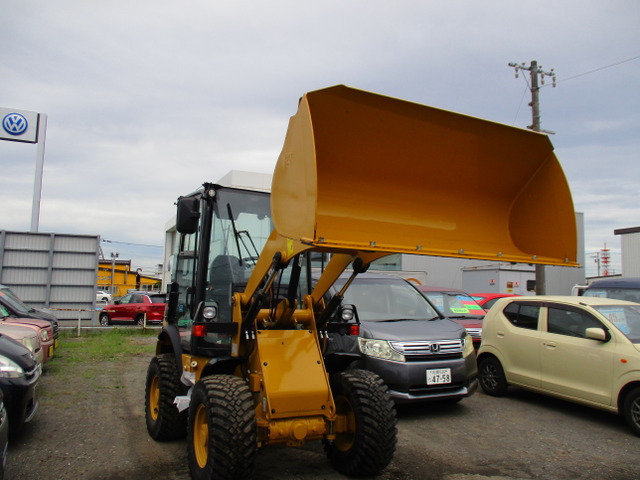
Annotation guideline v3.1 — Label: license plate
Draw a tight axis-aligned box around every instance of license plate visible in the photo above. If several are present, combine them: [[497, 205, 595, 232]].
[[426, 368, 451, 385]]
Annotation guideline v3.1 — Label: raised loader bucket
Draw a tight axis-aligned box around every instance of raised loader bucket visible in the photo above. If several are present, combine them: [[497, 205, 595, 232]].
[[271, 85, 578, 266]]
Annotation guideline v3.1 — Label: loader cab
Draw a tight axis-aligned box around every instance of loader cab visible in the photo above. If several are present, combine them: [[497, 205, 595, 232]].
[[169, 184, 273, 354], [169, 184, 316, 356]]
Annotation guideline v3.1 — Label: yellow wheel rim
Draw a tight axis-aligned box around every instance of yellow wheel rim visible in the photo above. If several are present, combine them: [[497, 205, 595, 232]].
[[193, 404, 209, 469], [334, 395, 356, 452], [149, 375, 160, 421]]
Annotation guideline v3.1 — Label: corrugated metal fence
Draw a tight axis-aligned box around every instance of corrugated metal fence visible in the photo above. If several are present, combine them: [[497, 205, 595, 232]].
[[0, 230, 100, 325]]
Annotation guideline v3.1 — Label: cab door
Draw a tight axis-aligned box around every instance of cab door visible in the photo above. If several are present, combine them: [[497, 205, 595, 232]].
[[539, 304, 615, 406]]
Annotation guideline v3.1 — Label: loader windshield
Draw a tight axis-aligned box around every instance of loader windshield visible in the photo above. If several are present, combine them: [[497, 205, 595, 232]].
[[207, 188, 273, 322], [210, 188, 272, 270]]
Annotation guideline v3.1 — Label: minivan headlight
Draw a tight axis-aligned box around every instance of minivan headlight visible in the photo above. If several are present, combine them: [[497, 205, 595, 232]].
[[0, 354, 25, 378], [462, 333, 475, 358], [358, 338, 405, 362]]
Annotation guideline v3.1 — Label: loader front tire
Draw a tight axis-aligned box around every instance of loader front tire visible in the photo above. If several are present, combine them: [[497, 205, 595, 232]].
[[324, 369, 397, 476], [145, 354, 187, 440], [188, 375, 257, 480]]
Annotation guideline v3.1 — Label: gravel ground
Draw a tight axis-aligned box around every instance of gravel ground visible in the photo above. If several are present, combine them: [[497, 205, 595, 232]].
[[5, 334, 640, 480]]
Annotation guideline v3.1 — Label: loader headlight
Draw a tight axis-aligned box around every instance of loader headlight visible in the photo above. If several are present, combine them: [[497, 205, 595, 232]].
[[341, 305, 354, 322], [462, 333, 475, 358], [358, 338, 405, 362], [202, 305, 218, 321]]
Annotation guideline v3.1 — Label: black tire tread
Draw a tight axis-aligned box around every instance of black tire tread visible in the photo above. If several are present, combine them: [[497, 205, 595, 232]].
[[478, 356, 508, 397], [188, 375, 257, 480], [145, 354, 187, 440], [99, 313, 110, 326], [622, 386, 640, 437], [325, 369, 397, 476]]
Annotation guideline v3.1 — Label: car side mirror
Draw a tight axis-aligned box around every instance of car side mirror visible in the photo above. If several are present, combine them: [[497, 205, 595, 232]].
[[586, 327, 608, 342]]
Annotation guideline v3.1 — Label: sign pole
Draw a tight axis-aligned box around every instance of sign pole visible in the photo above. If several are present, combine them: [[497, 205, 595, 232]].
[[30, 113, 47, 232]]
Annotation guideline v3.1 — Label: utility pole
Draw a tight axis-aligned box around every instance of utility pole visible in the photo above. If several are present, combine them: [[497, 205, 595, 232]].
[[508, 60, 557, 294], [110, 252, 119, 292]]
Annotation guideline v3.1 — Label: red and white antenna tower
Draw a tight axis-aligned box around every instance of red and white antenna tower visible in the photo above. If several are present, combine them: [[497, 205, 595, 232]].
[[601, 243, 611, 276]]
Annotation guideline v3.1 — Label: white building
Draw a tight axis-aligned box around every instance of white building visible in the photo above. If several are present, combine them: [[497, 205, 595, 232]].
[[615, 226, 640, 277]]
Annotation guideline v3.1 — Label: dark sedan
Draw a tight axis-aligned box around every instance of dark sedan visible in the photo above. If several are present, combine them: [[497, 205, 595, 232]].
[[0, 333, 41, 434]]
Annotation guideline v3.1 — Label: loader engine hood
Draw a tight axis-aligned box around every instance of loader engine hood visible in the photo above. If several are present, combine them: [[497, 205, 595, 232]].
[[271, 85, 578, 266]]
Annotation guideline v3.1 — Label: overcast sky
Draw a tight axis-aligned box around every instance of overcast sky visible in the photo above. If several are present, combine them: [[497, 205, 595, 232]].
[[1, 1, 638, 277]]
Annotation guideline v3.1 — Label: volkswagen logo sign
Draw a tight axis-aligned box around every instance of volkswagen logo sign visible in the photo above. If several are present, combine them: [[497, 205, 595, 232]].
[[2, 112, 28, 136]]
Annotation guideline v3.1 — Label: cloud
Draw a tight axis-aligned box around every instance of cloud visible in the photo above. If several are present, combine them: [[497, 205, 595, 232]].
[[1, 1, 639, 276]]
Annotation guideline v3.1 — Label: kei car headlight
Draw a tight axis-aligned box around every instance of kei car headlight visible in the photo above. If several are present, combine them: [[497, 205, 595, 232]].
[[0, 354, 25, 378], [22, 337, 37, 353], [40, 329, 49, 342], [462, 333, 475, 358], [358, 338, 405, 362]]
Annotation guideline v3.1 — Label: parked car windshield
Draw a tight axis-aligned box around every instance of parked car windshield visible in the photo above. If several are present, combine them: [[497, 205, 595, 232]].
[[0, 288, 33, 314], [584, 288, 640, 303], [591, 304, 640, 343], [0, 305, 12, 318], [421, 291, 485, 318], [338, 277, 439, 322], [148, 294, 166, 304]]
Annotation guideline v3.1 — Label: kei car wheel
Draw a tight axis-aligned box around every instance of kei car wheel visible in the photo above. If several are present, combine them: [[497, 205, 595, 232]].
[[478, 356, 508, 396], [622, 387, 640, 436], [99, 313, 110, 326]]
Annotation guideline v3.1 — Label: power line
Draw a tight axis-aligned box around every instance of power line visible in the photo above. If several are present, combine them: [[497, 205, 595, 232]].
[[101, 238, 163, 249], [549, 54, 640, 87]]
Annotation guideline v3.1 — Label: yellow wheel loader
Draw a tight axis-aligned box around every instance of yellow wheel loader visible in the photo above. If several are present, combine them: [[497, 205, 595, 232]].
[[144, 85, 578, 479]]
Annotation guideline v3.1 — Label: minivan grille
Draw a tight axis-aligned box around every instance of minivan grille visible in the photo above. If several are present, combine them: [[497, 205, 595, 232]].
[[465, 327, 482, 340], [390, 339, 463, 361], [24, 363, 42, 385]]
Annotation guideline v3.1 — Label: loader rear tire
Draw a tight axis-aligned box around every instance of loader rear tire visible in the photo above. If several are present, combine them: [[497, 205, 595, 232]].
[[324, 369, 397, 476], [145, 354, 187, 440], [187, 375, 257, 480]]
